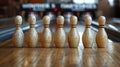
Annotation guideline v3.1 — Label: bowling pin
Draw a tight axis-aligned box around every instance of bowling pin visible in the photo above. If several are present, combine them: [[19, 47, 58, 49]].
[[82, 15, 94, 48], [12, 15, 24, 47], [68, 16, 80, 48], [25, 15, 38, 47], [54, 16, 66, 47], [96, 16, 108, 48], [41, 16, 52, 47]]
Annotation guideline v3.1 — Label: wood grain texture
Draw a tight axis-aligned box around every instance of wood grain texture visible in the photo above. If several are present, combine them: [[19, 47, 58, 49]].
[[12, 28, 24, 47], [54, 16, 66, 48], [25, 28, 38, 47], [68, 16, 80, 48], [82, 28, 94, 48], [82, 15, 94, 48], [96, 16, 108, 48], [12, 15, 24, 47], [0, 42, 120, 67], [54, 28, 66, 47], [68, 28, 80, 47], [25, 15, 38, 47], [41, 28, 52, 47], [96, 28, 108, 47], [41, 16, 52, 47]]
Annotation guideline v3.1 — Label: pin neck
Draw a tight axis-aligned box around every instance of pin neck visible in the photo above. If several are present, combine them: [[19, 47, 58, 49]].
[[71, 25, 76, 28], [44, 24, 49, 28], [86, 25, 90, 28], [16, 24, 21, 29], [30, 24, 35, 28], [58, 24, 63, 28], [99, 25, 104, 28]]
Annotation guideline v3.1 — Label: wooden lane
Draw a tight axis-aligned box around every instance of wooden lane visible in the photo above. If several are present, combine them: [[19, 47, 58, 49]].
[[0, 42, 120, 67], [0, 21, 120, 67]]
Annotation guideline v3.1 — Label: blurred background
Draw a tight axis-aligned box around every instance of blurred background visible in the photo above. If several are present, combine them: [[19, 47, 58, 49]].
[[0, 0, 120, 42]]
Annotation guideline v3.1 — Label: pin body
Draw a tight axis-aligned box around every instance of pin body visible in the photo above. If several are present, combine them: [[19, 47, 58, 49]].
[[82, 28, 93, 47], [54, 28, 66, 47], [13, 27, 24, 47], [96, 28, 108, 47], [68, 16, 80, 48], [25, 28, 38, 47], [41, 16, 52, 47], [25, 15, 38, 47], [12, 16, 24, 47], [82, 15, 93, 48], [96, 16, 108, 48], [54, 16, 66, 47]]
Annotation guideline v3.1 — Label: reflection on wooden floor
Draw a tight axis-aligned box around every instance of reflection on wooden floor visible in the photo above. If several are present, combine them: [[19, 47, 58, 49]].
[[0, 22, 120, 67], [0, 42, 120, 67]]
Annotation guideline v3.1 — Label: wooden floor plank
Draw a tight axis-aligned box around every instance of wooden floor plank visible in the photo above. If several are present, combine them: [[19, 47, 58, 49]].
[[0, 42, 120, 67]]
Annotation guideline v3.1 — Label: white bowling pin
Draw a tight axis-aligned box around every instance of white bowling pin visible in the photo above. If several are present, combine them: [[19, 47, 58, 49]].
[[41, 16, 52, 47], [54, 16, 66, 47], [68, 16, 80, 48], [96, 16, 108, 48], [82, 15, 94, 48], [12, 15, 24, 47], [25, 15, 38, 47]]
